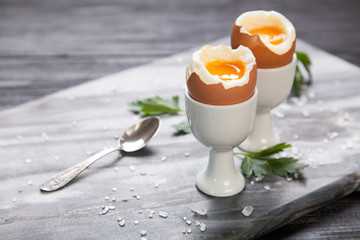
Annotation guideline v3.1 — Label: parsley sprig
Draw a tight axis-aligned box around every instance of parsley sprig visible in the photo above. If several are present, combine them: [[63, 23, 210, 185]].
[[234, 143, 309, 178], [292, 51, 313, 96], [172, 121, 191, 135], [129, 96, 182, 116]]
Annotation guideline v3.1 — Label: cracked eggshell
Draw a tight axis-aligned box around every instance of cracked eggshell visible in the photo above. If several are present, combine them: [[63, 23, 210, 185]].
[[231, 10, 296, 69], [186, 44, 257, 106]]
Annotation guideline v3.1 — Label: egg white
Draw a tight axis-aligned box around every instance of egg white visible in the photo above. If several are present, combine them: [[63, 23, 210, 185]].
[[235, 10, 296, 55], [187, 45, 255, 90]]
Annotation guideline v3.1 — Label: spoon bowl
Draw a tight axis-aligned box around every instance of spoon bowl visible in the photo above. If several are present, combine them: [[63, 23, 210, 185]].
[[40, 116, 160, 192], [120, 116, 161, 152]]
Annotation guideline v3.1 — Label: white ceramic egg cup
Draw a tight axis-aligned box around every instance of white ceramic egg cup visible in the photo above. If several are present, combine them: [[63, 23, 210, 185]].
[[240, 54, 297, 152], [185, 89, 257, 197]]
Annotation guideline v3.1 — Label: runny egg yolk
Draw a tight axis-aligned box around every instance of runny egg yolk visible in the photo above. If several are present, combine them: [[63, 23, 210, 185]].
[[205, 60, 246, 81], [249, 26, 285, 45]]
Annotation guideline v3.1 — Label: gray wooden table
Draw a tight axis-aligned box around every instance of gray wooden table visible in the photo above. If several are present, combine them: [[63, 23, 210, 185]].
[[1, 0, 360, 239]]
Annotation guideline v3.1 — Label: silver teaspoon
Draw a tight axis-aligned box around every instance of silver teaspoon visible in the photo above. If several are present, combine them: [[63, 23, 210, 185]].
[[40, 116, 160, 192]]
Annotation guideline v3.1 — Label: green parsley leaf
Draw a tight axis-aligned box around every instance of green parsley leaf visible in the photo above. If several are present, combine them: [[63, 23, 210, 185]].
[[129, 96, 182, 116], [265, 157, 309, 177], [172, 121, 191, 135], [292, 51, 313, 97], [241, 156, 271, 178], [235, 143, 309, 178]]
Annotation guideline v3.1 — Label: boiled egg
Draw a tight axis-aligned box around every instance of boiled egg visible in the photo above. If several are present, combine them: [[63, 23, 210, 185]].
[[231, 10, 296, 68], [186, 44, 257, 105]]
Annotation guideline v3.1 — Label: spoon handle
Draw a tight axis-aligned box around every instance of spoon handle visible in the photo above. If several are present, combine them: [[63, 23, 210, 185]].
[[40, 146, 121, 192]]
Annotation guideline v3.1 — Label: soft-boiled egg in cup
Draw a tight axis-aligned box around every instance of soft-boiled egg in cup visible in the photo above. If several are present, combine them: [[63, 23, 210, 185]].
[[231, 10, 296, 68], [186, 44, 257, 105]]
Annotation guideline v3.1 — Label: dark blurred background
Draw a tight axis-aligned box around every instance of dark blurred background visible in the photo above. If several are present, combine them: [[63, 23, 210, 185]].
[[0, 0, 359, 238]]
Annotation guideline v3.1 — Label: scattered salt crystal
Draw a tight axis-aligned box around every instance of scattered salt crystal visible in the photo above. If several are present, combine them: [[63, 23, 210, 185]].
[[25, 158, 32, 164], [102, 126, 109, 131], [86, 150, 94, 156], [150, 210, 155, 215], [16, 135, 23, 142], [114, 167, 118, 172], [242, 205, 253, 217], [250, 181, 254, 186], [134, 220, 139, 225], [307, 89, 316, 99], [182, 216, 187, 221], [12, 197, 17, 203], [138, 210, 143, 214], [342, 140, 354, 149], [186, 228, 192, 234], [161, 156, 167, 161], [184, 152, 191, 157], [286, 177, 293, 182], [27, 180, 33, 185], [129, 165, 136, 172], [255, 176, 263, 182], [154, 183, 159, 188], [200, 222, 206, 232], [112, 197, 116, 202], [122, 198, 128, 202], [99, 206, 110, 215], [191, 208, 208, 216], [273, 110, 284, 118], [182, 229, 186, 234], [149, 214, 153, 219], [119, 220, 126, 227], [280, 151, 288, 157], [195, 221, 200, 226], [105, 196, 110, 201], [264, 185, 270, 191], [18, 188, 24, 193], [117, 217, 122, 222], [109, 205, 115, 210], [327, 131, 339, 140], [136, 195, 141, 200], [159, 211, 168, 218], [130, 187, 134, 191], [140, 230, 147, 236], [41, 132, 50, 141], [141, 237, 147, 240], [294, 134, 299, 140], [112, 187, 117, 192], [302, 110, 310, 118], [186, 219, 192, 225]]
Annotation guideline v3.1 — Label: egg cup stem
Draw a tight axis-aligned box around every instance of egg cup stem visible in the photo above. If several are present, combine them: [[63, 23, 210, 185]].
[[240, 107, 280, 152], [196, 148, 245, 197], [239, 55, 297, 152]]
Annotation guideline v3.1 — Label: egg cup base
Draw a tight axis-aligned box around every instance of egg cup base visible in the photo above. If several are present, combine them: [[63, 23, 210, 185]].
[[196, 148, 245, 197]]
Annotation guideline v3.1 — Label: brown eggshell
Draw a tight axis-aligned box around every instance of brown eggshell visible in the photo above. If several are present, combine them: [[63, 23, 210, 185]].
[[187, 66, 257, 106], [231, 24, 295, 69]]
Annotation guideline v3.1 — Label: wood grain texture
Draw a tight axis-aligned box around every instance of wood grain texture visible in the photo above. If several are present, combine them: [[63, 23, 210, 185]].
[[1, 38, 360, 239], [1, 0, 360, 239]]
